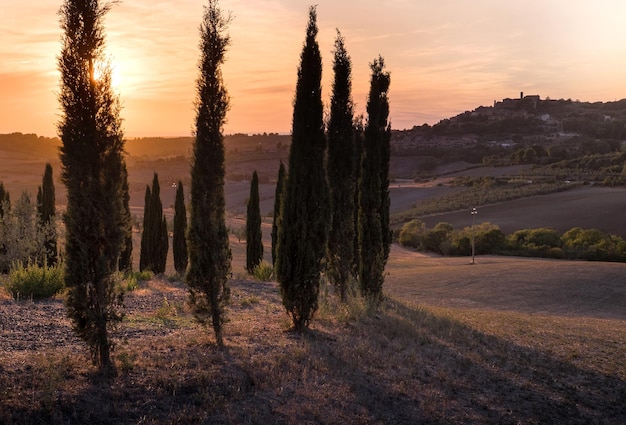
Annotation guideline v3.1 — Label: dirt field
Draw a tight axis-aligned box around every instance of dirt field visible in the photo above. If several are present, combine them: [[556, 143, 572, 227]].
[[1, 242, 625, 424], [387, 244, 626, 319], [418, 185, 626, 238]]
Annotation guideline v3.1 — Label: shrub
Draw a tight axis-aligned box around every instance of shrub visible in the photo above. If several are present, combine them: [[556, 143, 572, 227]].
[[122, 274, 139, 292], [0, 191, 55, 272], [130, 270, 153, 282], [398, 219, 426, 249], [253, 261, 273, 281], [317, 276, 371, 324], [7, 259, 64, 300], [118, 270, 153, 293]]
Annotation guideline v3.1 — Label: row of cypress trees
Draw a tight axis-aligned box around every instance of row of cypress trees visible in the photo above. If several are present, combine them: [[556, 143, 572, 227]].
[[139, 173, 168, 274], [139, 177, 189, 276], [272, 7, 392, 330], [55, 0, 388, 371]]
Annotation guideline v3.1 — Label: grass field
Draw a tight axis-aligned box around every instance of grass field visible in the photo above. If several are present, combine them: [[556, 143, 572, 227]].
[[1, 240, 624, 424]]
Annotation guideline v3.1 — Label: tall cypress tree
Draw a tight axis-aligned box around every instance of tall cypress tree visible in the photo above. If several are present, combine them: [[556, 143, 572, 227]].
[[326, 31, 356, 301], [140, 173, 168, 274], [58, 0, 129, 373], [173, 181, 188, 275], [271, 161, 285, 266], [353, 118, 364, 277], [186, 0, 232, 347], [375, 60, 392, 265], [246, 171, 263, 273], [358, 56, 391, 302], [276, 6, 330, 330], [36, 163, 57, 265]]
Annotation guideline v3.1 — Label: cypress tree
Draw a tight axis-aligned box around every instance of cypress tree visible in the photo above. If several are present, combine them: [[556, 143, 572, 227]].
[[353, 119, 364, 277], [246, 171, 263, 273], [186, 0, 232, 347], [276, 6, 330, 330], [358, 56, 391, 301], [36, 163, 57, 265], [118, 161, 133, 272], [375, 61, 392, 265], [271, 161, 285, 266], [0, 182, 9, 258], [58, 0, 129, 373], [173, 181, 188, 275], [0, 182, 9, 217], [326, 31, 356, 301], [159, 215, 168, 273], [140, 184, 152, 272], [140, 173, 168, 274]]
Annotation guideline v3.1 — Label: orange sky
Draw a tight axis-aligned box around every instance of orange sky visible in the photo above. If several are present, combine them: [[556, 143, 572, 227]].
[[2, 1, 626, 137]]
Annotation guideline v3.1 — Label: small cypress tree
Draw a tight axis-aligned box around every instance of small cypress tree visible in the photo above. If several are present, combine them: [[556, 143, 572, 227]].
[[246, 171, 263, 273], [271, 161, 286, 266], [140, 185, 152, 272], [173, 181, 188, 275], [118, 161, 133, 272], [0, 182, 9, 218], [140, 173, 168, 274], [186, 0, 232, 347], [358, 56, 391, 302], [0, 183, 9, 260], [36, 163, 58, 265], [326, 31, 356, 301], [158, 215, 168, 273], [276, 6, 330, 330]]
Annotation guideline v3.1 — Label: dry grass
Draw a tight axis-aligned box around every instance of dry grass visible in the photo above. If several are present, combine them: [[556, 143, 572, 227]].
[[1, 245, 625, 424]]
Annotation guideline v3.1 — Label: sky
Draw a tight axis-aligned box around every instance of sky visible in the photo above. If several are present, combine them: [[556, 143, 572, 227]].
[[2, 0, 626, 137]]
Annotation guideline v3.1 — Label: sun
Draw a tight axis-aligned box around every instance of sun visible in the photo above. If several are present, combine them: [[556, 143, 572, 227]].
[[91, 58, 121, 89]]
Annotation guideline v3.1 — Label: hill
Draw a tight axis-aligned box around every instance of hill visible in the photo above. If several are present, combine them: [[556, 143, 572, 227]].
[[4, 94, 626, 237]]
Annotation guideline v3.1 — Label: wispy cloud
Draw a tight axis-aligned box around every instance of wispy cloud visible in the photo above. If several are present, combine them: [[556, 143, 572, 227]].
[[3, 0, 626, 135]]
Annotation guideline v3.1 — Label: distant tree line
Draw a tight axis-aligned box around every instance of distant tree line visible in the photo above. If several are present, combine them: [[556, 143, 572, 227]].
[[0, 164, 58, 273], [399, 219, 626, 262]]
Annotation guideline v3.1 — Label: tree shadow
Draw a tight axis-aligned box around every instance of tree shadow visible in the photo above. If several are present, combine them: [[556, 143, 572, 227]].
[[299, 299, 626, 424]]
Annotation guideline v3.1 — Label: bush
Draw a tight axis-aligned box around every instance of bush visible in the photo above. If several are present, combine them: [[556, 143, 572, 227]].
[[398, 219, 426, 249], [129, 270, 153, 282], [253, 261, 273, 281], [6, 259, 64, 300], [317, 276, 370, 324]]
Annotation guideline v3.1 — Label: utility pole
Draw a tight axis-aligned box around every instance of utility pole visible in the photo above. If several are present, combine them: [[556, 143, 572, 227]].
[[471, 207, 478, 264]]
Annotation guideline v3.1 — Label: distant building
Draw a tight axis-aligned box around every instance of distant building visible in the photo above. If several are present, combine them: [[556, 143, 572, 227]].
[[494, 92, 541, 110]]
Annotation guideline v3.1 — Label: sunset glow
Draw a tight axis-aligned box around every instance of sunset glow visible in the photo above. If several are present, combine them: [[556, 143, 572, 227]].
[[2, 0, 626, 137]]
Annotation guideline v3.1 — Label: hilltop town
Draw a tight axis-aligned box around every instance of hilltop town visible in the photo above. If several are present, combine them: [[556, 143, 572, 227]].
[[392, 93, 626, 155]]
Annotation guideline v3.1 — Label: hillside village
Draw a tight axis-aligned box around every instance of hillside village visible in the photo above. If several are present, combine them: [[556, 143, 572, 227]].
[[391, 93, 626, 155]]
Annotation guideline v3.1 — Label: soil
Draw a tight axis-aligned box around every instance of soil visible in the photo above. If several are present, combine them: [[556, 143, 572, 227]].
[[1, 248, 625, 424]]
